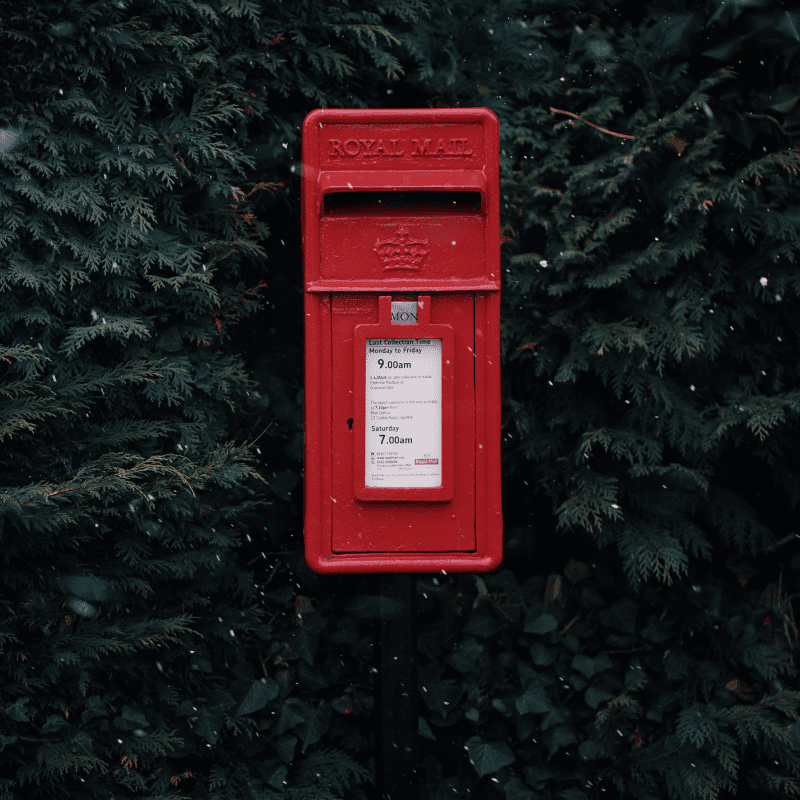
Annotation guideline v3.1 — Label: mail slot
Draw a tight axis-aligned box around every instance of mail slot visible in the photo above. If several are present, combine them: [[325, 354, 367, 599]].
[[302, 108, 502, 574]]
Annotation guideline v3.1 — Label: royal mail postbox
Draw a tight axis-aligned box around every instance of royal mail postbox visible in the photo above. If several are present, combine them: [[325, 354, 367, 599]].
[[302, 108, 502, 573]]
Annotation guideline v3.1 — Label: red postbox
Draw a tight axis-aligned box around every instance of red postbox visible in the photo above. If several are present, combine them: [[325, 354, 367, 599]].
[[302, 108, 501, 574]]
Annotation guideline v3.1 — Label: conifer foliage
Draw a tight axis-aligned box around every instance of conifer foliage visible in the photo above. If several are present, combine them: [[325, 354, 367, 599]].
[[2, 1, 800, 800], [403, 1, 800, 798], [0, 1, 414, 798]]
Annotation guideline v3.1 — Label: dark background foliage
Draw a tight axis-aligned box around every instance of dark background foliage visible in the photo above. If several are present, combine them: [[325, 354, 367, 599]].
[[1, 1, 800, 799]]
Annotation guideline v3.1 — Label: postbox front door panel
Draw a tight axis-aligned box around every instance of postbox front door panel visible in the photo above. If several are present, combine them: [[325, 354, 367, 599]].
[[330, 293, 475, 553]]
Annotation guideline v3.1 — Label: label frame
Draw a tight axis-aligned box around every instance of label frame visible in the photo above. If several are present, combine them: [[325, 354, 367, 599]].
[[353, 295, 454, 502]]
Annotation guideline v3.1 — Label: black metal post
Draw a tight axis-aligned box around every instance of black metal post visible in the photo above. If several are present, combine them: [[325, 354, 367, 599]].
[[376, 572, 418, 800]]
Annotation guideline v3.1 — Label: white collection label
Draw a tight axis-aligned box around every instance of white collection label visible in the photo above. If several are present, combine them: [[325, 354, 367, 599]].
[[365, 338, 442, 487]]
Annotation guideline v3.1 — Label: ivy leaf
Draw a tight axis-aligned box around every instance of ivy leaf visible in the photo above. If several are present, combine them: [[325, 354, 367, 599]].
[[175, 700, 198, 718], [777, 11, 800, 42], [445, 637, 484, 672], [702, 36, 746, 60], [504, 776, 535, 799], [419, 716, 436, 740], [571, 654, 595, 678], [236, 678, 279, 717], [541, 706, 570, 730], [465, 735, 515, 777], [530, 642, 556, 666], [515, 682, 550, 715], [593, 653, 613, 673], [264, 760, 288, 790], [113, 706, 149, 731], [274, 698, 307, 736], [421, 679, 462, 718], [81, 695, 107, 723], [4, 698, 31, 722], [579, 739, 602, 760], [599, 598, 637, 633], [464, 613, 505, 637], [195, 711, 224, 745], [40, 714, 69, 734], [525, 613, 558, 635], [194, 691, 236, 745], [276, 735, 297, 763], [525, 764, 556, 787], [289, 621, 321, 664], [545, 725, 575, 755], [71, 731, 94, 755], [296, 704, 331, 752], [584, 687, 615, 709]]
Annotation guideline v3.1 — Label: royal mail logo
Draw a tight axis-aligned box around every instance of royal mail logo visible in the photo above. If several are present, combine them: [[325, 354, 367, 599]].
[[374, 227, 430, 271], [328, 137, 474, 158]]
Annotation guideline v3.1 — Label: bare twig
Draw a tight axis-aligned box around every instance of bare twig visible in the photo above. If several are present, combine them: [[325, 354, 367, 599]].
[[766, 533, 799, 552], [743, 112, 789, 137], [549, 107, 636, 140]]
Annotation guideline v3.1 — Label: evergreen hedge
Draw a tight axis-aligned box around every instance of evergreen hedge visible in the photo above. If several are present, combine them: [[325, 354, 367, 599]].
[[1, 1, 799, 799]]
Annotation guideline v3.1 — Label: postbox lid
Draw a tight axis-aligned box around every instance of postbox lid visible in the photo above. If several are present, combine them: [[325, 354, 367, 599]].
[[302, 108, 500, 293]]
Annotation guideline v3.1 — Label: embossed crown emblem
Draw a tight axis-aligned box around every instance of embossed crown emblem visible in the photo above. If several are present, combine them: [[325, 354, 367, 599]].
[[374, 227, 430, 271]]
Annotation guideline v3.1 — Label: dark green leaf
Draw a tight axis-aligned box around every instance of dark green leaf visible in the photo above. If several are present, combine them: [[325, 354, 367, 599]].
[[464, 613, 505, 637], [175, 700, 198, 718], [777, 11, 800, 42], [541, 706, 570, 730], [546, 725, 575, 755], [71, 731, 93, 755], [237, 679, 280, 717], [525, 613, 558, 635], [593, 653, 613, 673], [422, 679, 462, 718], [266, 761, 288, 790], [274, 698, 307, 736], [579, 739, 602, 760], [584, 687, 615, 709], [524, 764, 556, 787], [81, 696, 107, 723], [702, 36, 746, 60], [530, 642, 556, 666], [419, 716, 436, 740], [195, 711, 224, 745], [599, 599, 637, 633], [276, 734, 297, 763], [504, 776, 535, 800], [113, 706, 149, 730], [769, 85, 800, 114], [571, 654, 595, 678], [40, 714, 69, 734], [296, 704, 331, 752], [445, 637, 484, 672], [5, 698, 30, 722], [516, 683, 550, 715], [465, 735, 515, 777]]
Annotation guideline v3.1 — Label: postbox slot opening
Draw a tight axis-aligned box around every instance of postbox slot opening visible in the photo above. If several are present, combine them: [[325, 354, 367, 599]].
[[323, 190, 482, 216]]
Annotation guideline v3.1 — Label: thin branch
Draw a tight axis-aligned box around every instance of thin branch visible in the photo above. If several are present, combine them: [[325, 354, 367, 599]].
[[766, 532, 799, 552], [743, 112, 789, 137], [560, 614, 580, 634], [549, 107, 636, 139]]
